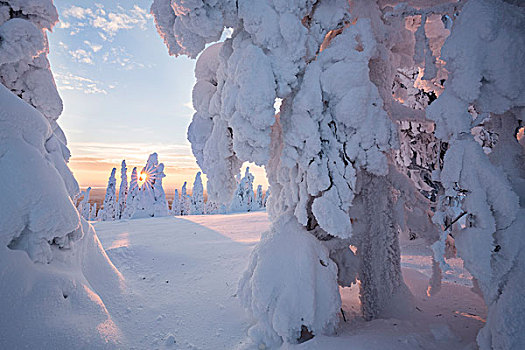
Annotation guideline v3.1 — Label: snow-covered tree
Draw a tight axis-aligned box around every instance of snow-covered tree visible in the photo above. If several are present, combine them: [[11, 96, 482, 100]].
[[99, 168, 117, 221], [190, 172, 204, 215], [117, 160, 128, 219], [180, 182, 191, 215], [230, 167, 255, 212], [153, 0, 525, 348], [153, 162, 169, 217], [77, 187, 92, 220], [131, 153, 169, 218], [426, 1, 525, 348], [89, 202, 97, 221], [263, 187, 270, 208], [123, 167, 139, 219], [255, 185, 263, 209], [170, 189, 181, 216]]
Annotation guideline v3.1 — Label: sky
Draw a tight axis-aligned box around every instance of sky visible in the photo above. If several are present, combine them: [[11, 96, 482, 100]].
[[47, 0, 267, 190]]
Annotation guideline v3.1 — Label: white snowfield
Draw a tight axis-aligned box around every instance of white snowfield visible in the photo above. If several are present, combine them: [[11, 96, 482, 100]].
[[87, 212, 485, 350]]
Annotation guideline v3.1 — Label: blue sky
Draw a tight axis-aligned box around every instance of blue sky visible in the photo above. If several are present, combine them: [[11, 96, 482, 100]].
[[48, 0, 267, 189]]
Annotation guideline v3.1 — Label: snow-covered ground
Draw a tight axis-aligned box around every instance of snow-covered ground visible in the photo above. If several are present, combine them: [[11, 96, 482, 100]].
[[94, 212, 485, 349]]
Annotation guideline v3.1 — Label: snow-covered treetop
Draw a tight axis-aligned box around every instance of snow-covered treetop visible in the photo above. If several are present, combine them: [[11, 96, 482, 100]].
[[0, 0, 63, 124]]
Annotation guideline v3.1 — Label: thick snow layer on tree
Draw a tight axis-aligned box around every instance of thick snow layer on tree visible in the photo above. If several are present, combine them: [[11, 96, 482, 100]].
[[255, 185, 263, 209], [190, 172, 204, 215], [170, 188, 181, 216], [123, 167, 139, 219], [99, 168, 117, 221], [426, 1, 525, 349], [230, 167, 255, 212], [180, 181, 191, 216], [238, 215, 341, 347], [153, 162, 169, 217], [117, 160, 128, 219], [78, 186, 92, 220], [0, 83, 124, 348]]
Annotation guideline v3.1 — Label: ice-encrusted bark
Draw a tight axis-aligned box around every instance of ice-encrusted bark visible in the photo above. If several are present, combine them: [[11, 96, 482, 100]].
[[99, 168, 117, 221], [427, 1, 525, 348], [349, 172, 405, 320], [190, 172, 204, 215], [117, 160, 128, 219]]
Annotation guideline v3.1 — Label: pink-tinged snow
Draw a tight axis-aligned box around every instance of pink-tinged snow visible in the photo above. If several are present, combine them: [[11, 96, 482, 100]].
[[93, 212, 485, 349]]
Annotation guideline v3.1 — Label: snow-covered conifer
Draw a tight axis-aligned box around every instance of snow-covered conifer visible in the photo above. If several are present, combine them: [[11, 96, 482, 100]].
[[153, 162, 169, 217], [426, 1, 525, 348], [255, 185, 263, 209], [180, 182, 191, 215], [230, 167, 255, 212], [89, 202, 97, 221], [170, 189, 181, 216], [78, 187, 92, 220], [99, 168, 117, 221], [132, 153, 169, 218], [190, 172, 204, 215], [263, 187, 270, 208], [124, 167, 139, 219], [117, 160, 128, 219]]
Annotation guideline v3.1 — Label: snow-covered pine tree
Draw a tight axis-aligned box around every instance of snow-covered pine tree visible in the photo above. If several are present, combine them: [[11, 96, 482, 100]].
[[255, 185, 263, 209], [205, 199, 218, 215], [190, 172, 204, 215], [135, 154, 157, 217], [153, 162, 169, 217], [78, 187, 92, 220], [99, 168, 117, 221], [117, 160, 128, 219], [123, 167, 138, 219], [263, 187, 270, 208], [230, 167, 255, 212], [170, 189, 181, 216], [180, 182, 191, 215], [426, 1, 525, 348], [244, 167, 255, 211], [89, 202, 97, 221]]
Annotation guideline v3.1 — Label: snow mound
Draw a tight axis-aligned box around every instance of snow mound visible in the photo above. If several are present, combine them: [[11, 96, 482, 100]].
[[238, 214, 341, 348]]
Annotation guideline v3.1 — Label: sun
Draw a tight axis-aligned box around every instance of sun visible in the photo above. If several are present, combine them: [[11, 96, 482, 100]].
[[138, 171, 148, 188]]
